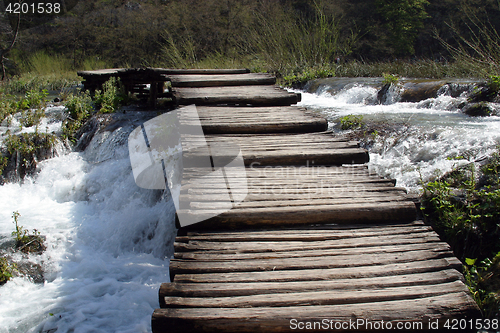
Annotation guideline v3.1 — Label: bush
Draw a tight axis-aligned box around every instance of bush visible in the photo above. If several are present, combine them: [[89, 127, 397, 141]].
[[62, 90, 94, 142], [0, 257, 17, 285], [421, 150, 500, 317], [339, 115, 365, 130], [94, 77, 124, 113]]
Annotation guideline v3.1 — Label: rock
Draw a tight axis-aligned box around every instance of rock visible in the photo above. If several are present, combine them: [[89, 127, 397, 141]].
[[468, 83, 499, 103], [463, 102, 495, 117], [377, 83, 391, 104], [400, 81, 446, 102]]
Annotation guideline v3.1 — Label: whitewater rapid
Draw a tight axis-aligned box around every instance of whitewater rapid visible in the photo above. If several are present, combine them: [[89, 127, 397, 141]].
[[0, 111, 177, 333], [296, 78, 500, 193]]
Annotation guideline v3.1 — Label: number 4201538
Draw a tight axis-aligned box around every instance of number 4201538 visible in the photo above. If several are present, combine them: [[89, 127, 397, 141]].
[[5, 2, 61, 14]]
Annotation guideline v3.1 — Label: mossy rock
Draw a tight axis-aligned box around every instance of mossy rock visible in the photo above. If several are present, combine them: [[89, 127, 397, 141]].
[[463, 102, 495, 117], [468, 83, 499, 103]]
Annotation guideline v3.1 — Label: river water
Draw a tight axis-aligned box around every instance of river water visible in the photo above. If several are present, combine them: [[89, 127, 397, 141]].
[[1, 78, 500, 332], [297, 77, 500, 193]]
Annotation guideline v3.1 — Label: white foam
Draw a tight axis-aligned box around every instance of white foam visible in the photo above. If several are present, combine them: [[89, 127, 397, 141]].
[[0, 128, 177, 332], [295, 81, 500, 193]]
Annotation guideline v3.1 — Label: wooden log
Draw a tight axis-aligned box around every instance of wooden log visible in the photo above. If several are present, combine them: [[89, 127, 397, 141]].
[[163, 281, 468, 308], [173, 232, 442, 254], [169, 248, 453, 275], [174, 242, 447, 261], [172, 257, 464, 283], [160, 269, 463, 300], [152, 293, 480, 333], [169, 73, 276, 87], [157, 68, 251, 75], [181, 223, 433, 241], [181, 201, 416, 229], [173, 86, 301, 106]]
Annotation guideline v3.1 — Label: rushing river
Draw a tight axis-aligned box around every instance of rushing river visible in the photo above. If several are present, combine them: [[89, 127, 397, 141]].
[[297, 77, 500, 193], [1, 77, 500, 332]]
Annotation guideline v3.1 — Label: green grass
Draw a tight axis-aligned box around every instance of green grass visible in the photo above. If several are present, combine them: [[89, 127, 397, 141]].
[[421, 149, 500, 317]]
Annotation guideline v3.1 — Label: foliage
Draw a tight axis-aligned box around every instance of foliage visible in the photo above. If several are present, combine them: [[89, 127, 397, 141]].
[[11, 211, 45, 253], [4, 132, 57, 179], [488, 75, 500, 92], [382, 73, 399, 85], [62, 89, 94, 142], [282, 66, 335, 87], [1, 72, 80, 94], [421, 150, 500, 316], [464, 253, 500, 318], [17, 89, 49, 128], [94, 77, 125, 113], [0, 257, 17, 285], [436, 2, 500, 77], [339, 115, 365, 130], [375, 0, 429, 55], [0, 91, 18, 124]]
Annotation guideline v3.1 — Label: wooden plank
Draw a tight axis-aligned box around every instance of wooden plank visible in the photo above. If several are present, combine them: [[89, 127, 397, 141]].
[[173, 85, 301, 106], [160, 269, 463, 299], [169, 73, 276, 87], [180, 223, 433, 241], [169, 248, 454, 275], [164, 281, 468, 308], [189, 105, 329, 133], [174, 242, 447, 261], [182, 201, 417, 229], [174, 233, 441, 254], [172, 257, 464, 283], [158, 68, 250, 75], [181, 132, 369, 166], [152, 293, 480, 333]]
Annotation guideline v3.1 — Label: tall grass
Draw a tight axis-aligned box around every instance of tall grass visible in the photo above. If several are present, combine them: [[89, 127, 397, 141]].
[[245, 5, 356, 73], [1, 53, 112, 94], [436, 4, 500, 78], [160, 3, 357, 77]]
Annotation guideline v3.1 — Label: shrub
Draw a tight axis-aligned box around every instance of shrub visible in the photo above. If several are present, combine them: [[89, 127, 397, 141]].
[[0, 257, 17, 285], [421, 149, 500, 317], [11, 211, 45, 254], [382, 73, 399, 85], [62, 90, 94, 142], [339, 114, 365, 130], [94, 77, 124, 113]]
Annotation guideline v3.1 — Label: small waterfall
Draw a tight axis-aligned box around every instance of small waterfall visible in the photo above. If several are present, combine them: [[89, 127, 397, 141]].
[[296, 77, 500, 193], [0, 109, 177, 332]]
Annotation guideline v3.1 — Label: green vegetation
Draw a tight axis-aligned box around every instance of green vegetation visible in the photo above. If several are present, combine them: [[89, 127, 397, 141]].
[[0, 257, 17, 285], [464, 254, 500, 318], [93, 77, 126, 114], [382, 73, 399, 85], [3, 132, 57, 179], [11, 211, 45, 253], [61, 90, 94, 142], [421, 150, 500, 316], [339, 115, 365, 130], [375, 0, 429, 55], [0, 0, 498, 83]]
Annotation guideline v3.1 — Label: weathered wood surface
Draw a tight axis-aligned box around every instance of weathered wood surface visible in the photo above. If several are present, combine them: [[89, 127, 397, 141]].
[[154, 222, 480, 332], [177, 165, 416, 229], [169, 73, 276, 87], [182, 132, 369, 166], [173, 85, 301, 106], [150, 69, 479, 333], [183, 106, 328, 134], [77, 67, 250, 77]]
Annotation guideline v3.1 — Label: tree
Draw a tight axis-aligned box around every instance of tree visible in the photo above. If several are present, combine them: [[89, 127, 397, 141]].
[[375, 0, 429, 56], [0, 4, 21, 80]]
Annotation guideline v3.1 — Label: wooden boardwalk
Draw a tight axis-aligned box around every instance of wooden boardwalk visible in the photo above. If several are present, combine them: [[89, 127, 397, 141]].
[[79, 68, 480, 331]]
